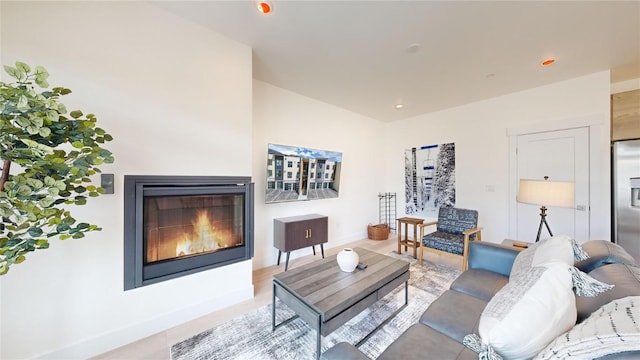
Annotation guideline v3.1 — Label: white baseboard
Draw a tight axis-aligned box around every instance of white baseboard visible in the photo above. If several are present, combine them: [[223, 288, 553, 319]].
[[33, 285, 254, 359]]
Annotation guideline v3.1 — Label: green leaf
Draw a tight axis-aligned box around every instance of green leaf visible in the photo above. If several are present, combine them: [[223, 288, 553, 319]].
[[35, 77, 49, 88], [26, 178, 44, 189], [54, 181, 66, 191], [27, 227, 43, 237], [56, 223, 71, 233], [17, 95, 29, 110], [38, 127, 51, 137], [34, 65, 49, 79], [17, 185, 31, 196], [15, 61, 31, 73], [20, 139, 54, 155], [35, 240, 49, 248], [4, 65, 22, 80], [46, 110, 59, 122], [44, 177, 56, 186], [70, 110, 83, 119], [71, 141, 83, 149], [31, 116, 44, 127], [26, 125, 39, 135], [38, 198, 55, 208], [59, 234, 71, 240]]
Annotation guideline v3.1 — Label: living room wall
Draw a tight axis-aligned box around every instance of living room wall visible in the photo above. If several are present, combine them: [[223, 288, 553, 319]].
[[383, 71, 611, 243], [252, 80, 386, 269], [0, 2, 617, 358], [1, 2, 253, 358]]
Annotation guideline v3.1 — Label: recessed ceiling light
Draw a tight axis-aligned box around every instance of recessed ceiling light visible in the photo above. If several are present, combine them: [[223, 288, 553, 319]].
[[541, 59, 555, 66], [395, 104, 404, 110], [257, 1, 272, 14], [406, 43, 421, 54]]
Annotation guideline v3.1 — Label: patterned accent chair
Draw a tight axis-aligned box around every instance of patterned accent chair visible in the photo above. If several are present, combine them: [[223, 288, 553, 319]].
[[418, 207, 482, 271]]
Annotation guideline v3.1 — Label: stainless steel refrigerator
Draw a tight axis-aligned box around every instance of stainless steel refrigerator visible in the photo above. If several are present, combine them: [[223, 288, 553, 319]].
[[612, 139, 640, 261]]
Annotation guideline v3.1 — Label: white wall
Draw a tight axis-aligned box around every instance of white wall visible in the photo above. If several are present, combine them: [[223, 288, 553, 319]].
[[0, 1, 617, 357], [1, 2, 253, 358], [252, 81, 386, 269], [383, 71, 611, 243]]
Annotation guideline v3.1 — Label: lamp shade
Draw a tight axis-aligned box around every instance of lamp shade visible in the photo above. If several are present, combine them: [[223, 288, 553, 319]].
[[518, 179, 575, 208]]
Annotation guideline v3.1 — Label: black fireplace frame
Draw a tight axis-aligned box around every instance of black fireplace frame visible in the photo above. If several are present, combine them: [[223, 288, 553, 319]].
[[123, 175, 254, 290]]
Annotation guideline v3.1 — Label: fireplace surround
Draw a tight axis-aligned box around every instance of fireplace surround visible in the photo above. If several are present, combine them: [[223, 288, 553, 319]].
[[124, 175, 254, 290]]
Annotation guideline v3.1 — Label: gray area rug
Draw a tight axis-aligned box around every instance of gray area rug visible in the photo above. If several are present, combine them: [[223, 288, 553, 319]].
[[171, 253, 461, 360]]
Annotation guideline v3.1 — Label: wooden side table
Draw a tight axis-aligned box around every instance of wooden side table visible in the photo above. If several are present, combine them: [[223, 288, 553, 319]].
[[502, 239, 529, 251], [397, 217, 424, 259]]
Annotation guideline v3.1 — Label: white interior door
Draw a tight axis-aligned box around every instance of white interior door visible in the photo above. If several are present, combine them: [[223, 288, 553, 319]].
[[515, 127, 590, 242]]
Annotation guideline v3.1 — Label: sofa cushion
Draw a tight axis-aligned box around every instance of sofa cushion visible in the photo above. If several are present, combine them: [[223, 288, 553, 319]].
[[419, 289, 487, 342], [535, 296, 640, 360], [320, 342, 368, 360], [423, 231, 464, 255], [378, 323, 477, 360], [576, 263, 640, 322], [574, 240, 638, 273], [450, 269, 509, 302], [468, 242, 520, 277], [477, 262, 577, 359]]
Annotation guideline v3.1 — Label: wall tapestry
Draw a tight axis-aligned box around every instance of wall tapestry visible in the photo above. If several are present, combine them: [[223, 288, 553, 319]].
[[404, 143, 455, 217], [265, 143, 342, 203]]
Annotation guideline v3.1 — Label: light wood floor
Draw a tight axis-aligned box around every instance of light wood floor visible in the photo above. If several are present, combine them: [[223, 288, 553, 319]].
[[94, 236, 461, 359]]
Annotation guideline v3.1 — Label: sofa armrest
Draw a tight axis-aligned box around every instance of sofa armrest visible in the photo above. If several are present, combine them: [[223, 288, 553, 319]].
[[321, 342, 370, 360], [467, 241, 520, 277]]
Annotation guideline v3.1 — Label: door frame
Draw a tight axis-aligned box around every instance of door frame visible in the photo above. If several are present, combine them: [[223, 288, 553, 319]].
[[507, 113, 610, 242]]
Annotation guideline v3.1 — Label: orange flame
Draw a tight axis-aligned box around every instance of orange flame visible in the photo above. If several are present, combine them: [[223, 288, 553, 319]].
[[175, 210, 221, 257]]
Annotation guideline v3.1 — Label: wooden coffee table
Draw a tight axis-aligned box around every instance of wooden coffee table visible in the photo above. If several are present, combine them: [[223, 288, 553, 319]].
[[272, 247, 410, 359]]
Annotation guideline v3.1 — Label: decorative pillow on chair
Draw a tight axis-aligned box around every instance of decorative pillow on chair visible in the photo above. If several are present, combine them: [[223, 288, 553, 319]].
[[534, 296, 640, 360], [471, 262, 578, 359], [510, 235, 589, 281]]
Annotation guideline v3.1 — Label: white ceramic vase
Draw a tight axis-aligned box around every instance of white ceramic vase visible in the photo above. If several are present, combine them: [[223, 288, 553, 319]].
[[337, 248, 359, 272]]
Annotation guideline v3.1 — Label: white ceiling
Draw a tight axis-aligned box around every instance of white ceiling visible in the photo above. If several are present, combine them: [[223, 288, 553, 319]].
[[155, 1, 640, 122]]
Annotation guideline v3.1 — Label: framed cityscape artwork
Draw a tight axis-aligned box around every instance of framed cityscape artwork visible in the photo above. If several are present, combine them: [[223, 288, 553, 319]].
[[265, 143, 342, 203]]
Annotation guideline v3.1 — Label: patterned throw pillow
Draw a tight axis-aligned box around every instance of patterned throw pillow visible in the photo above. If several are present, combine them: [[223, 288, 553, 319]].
[[474, 262, 578, 359], [534, 296, 640, 360]]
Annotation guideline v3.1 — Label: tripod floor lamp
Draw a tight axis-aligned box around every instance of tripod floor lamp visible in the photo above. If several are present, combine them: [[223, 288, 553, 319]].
[[517, 176, 575, 242]]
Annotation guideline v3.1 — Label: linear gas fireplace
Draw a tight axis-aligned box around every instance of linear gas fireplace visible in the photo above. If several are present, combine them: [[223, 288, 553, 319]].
[[124, 176, 254, 290]]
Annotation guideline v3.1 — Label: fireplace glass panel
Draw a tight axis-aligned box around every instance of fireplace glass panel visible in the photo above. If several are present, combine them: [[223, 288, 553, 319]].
[[144, 194, 244, 264]]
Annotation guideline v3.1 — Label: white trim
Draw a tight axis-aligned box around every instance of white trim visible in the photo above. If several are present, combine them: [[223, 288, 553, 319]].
[[508, 113, 610, 242], [33, 285, 254, 359], [611, 78, 640, 94], [506, 113, 605, 136]]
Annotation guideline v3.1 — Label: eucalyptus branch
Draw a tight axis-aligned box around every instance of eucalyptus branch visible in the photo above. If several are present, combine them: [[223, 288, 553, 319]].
[[0, 61, 114, 274]]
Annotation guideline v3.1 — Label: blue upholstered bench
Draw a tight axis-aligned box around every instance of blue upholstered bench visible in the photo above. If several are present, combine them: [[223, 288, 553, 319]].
[[418, 207, 482, 270]]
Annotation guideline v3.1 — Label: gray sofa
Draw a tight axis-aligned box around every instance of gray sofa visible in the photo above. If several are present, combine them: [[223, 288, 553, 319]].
[[322, 240, 640, 360]]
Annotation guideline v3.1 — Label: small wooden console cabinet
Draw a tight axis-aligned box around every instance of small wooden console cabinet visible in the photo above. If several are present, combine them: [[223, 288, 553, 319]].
[[274, 214, 328, 271]]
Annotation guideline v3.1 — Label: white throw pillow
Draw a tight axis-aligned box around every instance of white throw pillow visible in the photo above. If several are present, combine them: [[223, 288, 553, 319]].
[[510, 235, 588, 281], [534, 296, 640, 360], [478, 261, 577, 359]]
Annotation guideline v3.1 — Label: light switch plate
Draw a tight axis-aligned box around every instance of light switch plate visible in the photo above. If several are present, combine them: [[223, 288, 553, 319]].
[[101, 174, 114, 194]]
